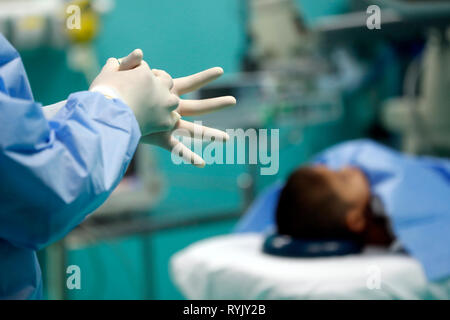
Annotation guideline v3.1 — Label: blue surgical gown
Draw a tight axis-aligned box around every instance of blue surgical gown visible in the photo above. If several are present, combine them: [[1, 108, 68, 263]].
[[235, 139, 450, 281], [0, 34, 141, 299]]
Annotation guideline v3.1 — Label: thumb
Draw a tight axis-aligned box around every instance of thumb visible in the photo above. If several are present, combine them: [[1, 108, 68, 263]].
[[119, 49, 144, 71]]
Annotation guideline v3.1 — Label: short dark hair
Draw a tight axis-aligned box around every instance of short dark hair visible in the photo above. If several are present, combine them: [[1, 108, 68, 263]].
[[276, 167, 354, 239]]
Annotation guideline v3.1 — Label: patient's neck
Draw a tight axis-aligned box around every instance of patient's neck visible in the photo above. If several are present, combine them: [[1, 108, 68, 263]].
[[362, 208, 395, 246]]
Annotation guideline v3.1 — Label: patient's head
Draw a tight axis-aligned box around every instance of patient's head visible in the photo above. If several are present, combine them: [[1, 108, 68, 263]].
[[276, 165, 392, 245]]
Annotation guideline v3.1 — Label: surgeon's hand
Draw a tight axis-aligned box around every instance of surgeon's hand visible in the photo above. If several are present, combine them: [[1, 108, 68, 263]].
[[117, 50, 236, 167], [89, 50, 180, 136], [141, 68, 236, 167], [114, 49, 236, 167]]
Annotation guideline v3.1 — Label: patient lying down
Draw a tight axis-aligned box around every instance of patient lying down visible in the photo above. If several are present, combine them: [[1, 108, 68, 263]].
[[235, 139, 450, 280], [276, 165, 394, 247]]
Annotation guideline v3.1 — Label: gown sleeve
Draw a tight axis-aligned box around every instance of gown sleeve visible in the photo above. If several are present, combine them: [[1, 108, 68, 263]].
[[0, 34, 141, 250]]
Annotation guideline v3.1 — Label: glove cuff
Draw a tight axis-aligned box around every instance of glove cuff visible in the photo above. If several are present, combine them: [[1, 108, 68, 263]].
[[90, 85, 123, 101]]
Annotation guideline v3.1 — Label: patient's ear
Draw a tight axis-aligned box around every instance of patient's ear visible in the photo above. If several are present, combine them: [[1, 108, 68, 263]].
[[345, 208, 366, 233]]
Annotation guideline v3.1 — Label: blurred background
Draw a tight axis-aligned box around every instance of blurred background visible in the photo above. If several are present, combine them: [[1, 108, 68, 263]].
[[1, 0, 449, 299]]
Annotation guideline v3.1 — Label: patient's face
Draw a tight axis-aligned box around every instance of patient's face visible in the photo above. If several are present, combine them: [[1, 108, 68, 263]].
[[312, 166, 370, 209]]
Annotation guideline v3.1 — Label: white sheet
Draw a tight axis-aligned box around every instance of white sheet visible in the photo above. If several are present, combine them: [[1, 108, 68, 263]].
[[170, 234, 450, 299]]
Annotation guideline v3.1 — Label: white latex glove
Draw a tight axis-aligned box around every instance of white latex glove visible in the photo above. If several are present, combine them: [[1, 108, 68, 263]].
[[118, 51, 236, 168], [118, 49, 144, 71], [142, 68, 236, 168], [41, 50, 148, 120], [89, 50, 180, 136]]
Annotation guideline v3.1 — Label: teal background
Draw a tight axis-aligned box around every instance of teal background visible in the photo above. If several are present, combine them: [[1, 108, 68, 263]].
[[18, 0, 383, 300]]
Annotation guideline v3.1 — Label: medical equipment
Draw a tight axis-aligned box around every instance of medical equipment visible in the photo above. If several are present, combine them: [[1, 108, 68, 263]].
[[0, 0, 113, 47], [184, 71, 343, 131], [263, 233, 363, 258], [311, 0, 450, 156], [0, 0, 65, 49], [0, 0, 114, 83], [248, 0, 309, 65], [170, 233, 450, 299], [383, 28, 450, 156], [374, 0, 450, 156]]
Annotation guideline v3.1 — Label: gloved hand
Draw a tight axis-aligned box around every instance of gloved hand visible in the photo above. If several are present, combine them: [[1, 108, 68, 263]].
[[89, 50, 180, 136], [141, 68, 236, 167], [118, 50, 236, 168]]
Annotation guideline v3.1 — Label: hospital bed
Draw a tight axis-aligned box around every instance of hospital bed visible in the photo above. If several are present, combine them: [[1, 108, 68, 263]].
[[170, 233, 450, 300]]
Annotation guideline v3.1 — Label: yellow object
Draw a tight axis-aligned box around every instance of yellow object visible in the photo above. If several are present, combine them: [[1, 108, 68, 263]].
[[65, 0, 99, 43]]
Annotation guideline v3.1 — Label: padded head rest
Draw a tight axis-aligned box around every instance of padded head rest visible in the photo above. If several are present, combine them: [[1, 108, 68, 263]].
[[262, 233, 363, 258]]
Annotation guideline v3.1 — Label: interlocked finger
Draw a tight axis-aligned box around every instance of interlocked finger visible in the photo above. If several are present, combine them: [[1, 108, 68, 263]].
[[173, 67, 224, 95], [118, 49, 143, 71], [177, 96, 236, 116], [173, 120, 229, 141], [153, 69, 174, 90], [168, 136, 205, 168]]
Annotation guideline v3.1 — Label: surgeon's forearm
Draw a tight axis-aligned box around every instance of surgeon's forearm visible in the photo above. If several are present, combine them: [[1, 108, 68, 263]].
[[0, 91, 141, 250]]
